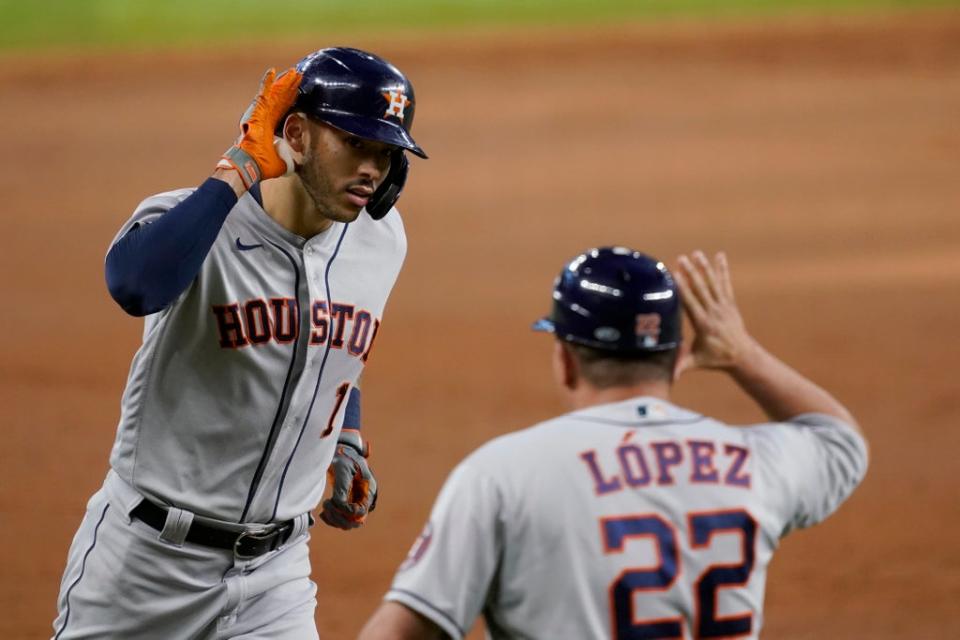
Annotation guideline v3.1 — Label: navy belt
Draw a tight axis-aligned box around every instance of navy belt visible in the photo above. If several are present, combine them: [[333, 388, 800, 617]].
[[131, 498, 294, 559]]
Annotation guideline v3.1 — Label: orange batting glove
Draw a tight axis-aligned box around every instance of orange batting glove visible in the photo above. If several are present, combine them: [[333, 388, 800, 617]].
[[217, 67, 301, 190]]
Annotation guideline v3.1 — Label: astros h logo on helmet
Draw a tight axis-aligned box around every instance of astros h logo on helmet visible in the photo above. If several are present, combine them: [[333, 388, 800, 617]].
[[382, 90, 411, 121]]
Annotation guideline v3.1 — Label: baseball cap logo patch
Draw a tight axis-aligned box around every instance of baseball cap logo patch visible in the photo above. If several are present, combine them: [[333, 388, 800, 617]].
[[635, 313, 662, 348], [382, 90, 411, 121]]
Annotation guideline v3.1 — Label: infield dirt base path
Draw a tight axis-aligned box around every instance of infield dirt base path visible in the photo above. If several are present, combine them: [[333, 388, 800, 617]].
[[2, 10, 958, 638]]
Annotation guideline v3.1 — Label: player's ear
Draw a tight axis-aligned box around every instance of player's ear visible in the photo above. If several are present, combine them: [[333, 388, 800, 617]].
[[281, 112, 309, 161], [553, 340, 578, 391]]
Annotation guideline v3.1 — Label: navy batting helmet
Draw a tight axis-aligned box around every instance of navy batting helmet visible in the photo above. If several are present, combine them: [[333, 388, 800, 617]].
[[533, 247, 681, 352], [283, 47, 427, 158]]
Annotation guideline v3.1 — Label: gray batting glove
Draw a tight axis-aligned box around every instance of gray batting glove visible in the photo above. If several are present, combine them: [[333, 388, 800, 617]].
[[320, 432, 377, 530]]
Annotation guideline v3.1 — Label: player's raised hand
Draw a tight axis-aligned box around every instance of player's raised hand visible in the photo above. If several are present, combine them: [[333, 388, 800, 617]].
[[216, 67, 301, 190], [673, 251, 757, 376]]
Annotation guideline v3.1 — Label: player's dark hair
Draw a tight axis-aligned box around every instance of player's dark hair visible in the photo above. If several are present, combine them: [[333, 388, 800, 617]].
[[567, 342, 677, 388]]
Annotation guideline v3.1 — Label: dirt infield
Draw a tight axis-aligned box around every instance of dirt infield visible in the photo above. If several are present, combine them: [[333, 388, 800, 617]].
[[2, 10, 959, 638]]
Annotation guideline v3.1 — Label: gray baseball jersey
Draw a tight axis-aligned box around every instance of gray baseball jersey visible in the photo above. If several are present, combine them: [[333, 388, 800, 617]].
[[386, 397, 868, 639], [108, 187, 405, 523], [52, 188, 405, 639]]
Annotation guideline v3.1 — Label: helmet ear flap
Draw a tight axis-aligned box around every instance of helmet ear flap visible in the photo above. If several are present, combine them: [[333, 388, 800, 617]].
[[366, 151, 409, 220]]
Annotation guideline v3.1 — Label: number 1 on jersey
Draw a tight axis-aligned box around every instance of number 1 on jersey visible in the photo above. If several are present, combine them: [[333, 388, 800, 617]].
[[322, 382, 351, 438]]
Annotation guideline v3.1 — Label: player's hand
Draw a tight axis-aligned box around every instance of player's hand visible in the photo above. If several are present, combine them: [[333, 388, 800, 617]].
[[320, 432, 378, 530], [673, 251, 758, 377], [216, 67, 301, 190]]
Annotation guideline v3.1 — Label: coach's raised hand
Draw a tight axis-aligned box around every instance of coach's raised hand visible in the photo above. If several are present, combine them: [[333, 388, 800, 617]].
[[216, 67, 301, 193], [674, 250, 758, 376], [675, 250, 858, 427]]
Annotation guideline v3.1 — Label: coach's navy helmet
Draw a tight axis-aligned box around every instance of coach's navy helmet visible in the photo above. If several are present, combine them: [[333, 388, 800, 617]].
[[533, 247, 681, 352], [284, 47, 427, 158]]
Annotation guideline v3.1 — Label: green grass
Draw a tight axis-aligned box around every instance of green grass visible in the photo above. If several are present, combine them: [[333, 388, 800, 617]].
[[0, 0, 957, 52]]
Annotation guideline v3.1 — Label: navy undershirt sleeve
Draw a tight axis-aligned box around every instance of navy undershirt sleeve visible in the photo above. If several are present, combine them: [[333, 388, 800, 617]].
[[344, 387, 362, 431], [105, 178, 239, 316]]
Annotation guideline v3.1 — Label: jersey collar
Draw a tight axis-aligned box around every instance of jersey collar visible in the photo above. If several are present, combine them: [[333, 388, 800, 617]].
[[567, 396, 702, 428]]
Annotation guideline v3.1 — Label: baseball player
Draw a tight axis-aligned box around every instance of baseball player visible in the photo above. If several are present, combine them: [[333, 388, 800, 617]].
[[358, 248, 868, 639], [51, 47, 427, 639]]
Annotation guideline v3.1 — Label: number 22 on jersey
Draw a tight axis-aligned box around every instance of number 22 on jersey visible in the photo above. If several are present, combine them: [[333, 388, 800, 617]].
[[601, 509, 756, 639]]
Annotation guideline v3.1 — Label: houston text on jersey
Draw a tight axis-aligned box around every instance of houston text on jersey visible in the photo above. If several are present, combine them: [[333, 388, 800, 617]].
[[211, 297, 381, 360]]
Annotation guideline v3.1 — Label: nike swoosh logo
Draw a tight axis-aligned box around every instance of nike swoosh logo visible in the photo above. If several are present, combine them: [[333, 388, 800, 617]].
[[236, 237, 264, 251]]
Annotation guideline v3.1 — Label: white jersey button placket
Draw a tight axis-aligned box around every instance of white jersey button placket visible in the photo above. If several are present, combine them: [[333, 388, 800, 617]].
[[304, 246, 323, 286]]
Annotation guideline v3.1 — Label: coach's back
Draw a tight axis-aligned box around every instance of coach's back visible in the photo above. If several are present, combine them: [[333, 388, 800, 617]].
[[389, 396, 865, 639]]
